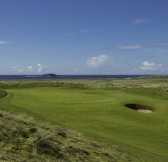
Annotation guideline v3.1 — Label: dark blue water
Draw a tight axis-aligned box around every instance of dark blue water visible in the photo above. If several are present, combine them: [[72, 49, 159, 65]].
[[0, 75, 147, 80]]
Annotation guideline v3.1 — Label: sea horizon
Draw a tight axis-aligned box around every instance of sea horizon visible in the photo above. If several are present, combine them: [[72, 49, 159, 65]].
[[0, 74, 152, 80]]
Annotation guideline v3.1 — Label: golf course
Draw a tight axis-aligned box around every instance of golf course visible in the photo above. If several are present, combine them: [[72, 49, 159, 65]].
[[0, 77, 168, 161]]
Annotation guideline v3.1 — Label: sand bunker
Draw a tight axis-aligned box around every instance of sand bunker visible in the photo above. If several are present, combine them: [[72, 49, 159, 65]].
[[137, 109, 152, 113], [125, 104, 153, 113]]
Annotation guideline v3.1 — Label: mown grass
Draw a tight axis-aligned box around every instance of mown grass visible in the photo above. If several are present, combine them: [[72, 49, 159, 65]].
[[0, 77, 168, 161]]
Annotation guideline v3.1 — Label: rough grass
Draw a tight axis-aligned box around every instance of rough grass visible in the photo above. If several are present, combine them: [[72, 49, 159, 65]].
[[0, 110, 134, 162], [0, 77, 168, 96]]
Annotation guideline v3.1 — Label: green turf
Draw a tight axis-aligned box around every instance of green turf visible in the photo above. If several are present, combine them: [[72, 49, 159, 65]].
[[0, 87, 168, 161]]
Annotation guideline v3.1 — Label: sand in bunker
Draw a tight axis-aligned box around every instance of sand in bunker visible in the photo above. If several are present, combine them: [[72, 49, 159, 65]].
[[137, 109, 152, 113]]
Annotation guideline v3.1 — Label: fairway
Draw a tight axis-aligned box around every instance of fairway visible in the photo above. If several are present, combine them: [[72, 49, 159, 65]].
[[1, 87, 168, 160]]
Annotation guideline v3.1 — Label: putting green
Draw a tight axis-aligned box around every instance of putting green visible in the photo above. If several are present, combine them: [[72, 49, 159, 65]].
[[1, 87, 168, 160]]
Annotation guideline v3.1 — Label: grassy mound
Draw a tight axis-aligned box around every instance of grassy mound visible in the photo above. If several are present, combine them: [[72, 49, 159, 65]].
[[0, 89, 7, 98], [0, 110, 133, 162]]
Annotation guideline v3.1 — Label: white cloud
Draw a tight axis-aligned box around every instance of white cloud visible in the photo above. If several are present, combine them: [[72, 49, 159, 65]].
[[86, 54, 110, 68], [26, 65, 34, 72], [10, 64, 46, 74], [18, 69, 25, 73], [0, 41, 10, 45], [140, 61, 162, 71], [134, 19, 146, 24], [37, 63, 46, 73]]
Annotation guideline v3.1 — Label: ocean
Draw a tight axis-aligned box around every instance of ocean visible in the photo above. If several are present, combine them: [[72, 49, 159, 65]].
[[0, 75, 147, 80]]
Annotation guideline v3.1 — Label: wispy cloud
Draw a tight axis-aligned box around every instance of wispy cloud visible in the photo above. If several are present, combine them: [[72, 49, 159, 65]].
[[152, 43, 168, 48], [134, 19, 147, 24], [86, 54, 110, 68], [68, 29, 91, 36], [0, 41, 11, 45], [114, 43, 168, 50], [10, 64, 46, 74], [117, 45, 143, 50], [140, 61, 162, 71], [158, 51, 168, 55]]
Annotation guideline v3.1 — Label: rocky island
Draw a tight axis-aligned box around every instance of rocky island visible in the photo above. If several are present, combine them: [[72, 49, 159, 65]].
[[43, 73, 57, 77]]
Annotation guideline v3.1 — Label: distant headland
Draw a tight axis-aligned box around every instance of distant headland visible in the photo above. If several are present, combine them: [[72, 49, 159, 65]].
[[43, 73, 57, 77]]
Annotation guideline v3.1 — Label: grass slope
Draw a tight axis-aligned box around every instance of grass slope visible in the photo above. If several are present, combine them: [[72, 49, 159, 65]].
[[0, 110, 134, 162]]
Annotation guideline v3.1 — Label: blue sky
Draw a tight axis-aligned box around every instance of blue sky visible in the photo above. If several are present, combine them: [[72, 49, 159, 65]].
[[0, 0, 168, 75]]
